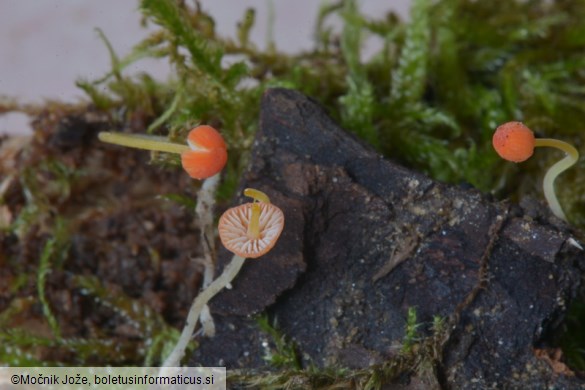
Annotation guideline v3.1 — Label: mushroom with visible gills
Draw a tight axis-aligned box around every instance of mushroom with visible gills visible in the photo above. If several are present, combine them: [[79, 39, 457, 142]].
[[492, 121, 579, 221], [161, 188, 285, 367], [218, 188, 284, 259]]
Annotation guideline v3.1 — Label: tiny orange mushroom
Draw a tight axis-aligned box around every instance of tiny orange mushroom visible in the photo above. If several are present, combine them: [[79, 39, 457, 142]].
[[161, 188, 285, 367], [218, 195, 285, 258], [181, 125, 228, 180], [492, 121, 535, 163], [492, 121, 579, 221], [98, 124, 227, 180]]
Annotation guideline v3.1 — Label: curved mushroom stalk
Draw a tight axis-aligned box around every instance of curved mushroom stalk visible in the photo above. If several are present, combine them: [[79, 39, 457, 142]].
[[534, 138, 579, 222], [160, 188, 285, 368], [161, 254, 246, 368], [195, 172, 222, 337]]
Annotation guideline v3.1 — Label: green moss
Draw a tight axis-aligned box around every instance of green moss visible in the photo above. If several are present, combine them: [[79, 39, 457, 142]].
[[231, 309, 447, 389], [338, 0, 378, 148], [75, 0, 585, 223], [401, 306, 420, 354], [73, 275, 181, 365], [37, 221, 68, 339], [0, 272, 179, 366], [256, 314, 301, 370]]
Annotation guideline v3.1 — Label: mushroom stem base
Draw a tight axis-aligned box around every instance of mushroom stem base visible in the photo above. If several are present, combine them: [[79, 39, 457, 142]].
[[161, 255, 246, 368]]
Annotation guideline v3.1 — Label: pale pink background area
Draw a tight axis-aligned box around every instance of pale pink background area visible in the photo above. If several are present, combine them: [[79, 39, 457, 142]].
[[0, 1, 410, 135]]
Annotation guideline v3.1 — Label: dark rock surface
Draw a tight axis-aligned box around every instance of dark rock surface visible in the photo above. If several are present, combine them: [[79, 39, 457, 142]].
[[191, 88, 585, 388]]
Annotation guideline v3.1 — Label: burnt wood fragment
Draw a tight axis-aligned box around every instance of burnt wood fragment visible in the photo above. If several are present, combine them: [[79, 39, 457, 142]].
[[191, 88, 585, 388]]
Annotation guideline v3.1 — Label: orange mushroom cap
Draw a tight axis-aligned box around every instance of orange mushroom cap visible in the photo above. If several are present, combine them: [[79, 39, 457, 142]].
[[218, 202, 285, 259], [181, 125, 228, 179], [492, 121, 535, 163]]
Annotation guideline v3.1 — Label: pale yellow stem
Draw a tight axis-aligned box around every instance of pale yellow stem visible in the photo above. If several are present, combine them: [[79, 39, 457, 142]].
[[244, 188, 271, 203], [98, 132, 190, 154], [161, 254, 246, 367], [247, 203, 261, 239], [243, 189, 269, 239], [534, 138, 579, 221]]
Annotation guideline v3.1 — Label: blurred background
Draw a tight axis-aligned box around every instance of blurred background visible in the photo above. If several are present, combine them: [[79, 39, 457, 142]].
[[0, 0, 410, 135]]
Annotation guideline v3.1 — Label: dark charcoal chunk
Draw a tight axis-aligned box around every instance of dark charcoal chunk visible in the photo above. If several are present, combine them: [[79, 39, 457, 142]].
[[191, 88, 585, 388]]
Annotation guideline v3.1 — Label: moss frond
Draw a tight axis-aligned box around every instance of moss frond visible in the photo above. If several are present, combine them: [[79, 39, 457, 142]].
[[37, 233, 67, 338], [389, 0, 431, 105], [338, 0, 378, 148], [256, 314, 301, 370], [73, 275, 180, 365]]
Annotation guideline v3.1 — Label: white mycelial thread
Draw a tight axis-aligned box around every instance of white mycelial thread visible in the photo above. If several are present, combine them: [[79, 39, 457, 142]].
[[188, 138, 209, 152], [219, 202, 285, 258]]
